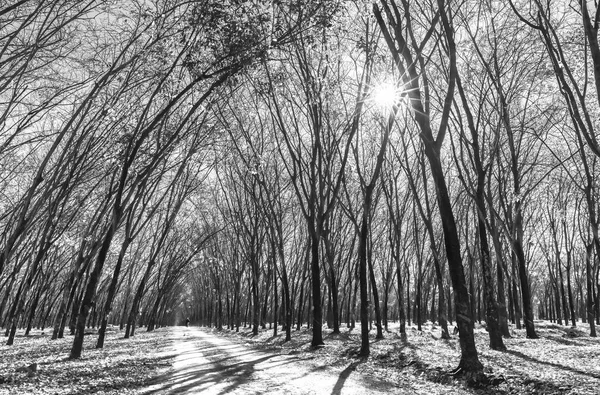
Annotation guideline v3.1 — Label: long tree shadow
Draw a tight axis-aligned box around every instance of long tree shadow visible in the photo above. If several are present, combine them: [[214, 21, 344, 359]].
[[506, 349, 600, 380], [545, 334, 591, 347], [174, 349, 258, 366], [331, 359, 364, 395], [141, 353, 301, 395]]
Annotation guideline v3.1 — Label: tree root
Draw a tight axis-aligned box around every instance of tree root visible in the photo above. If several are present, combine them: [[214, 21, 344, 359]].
[[450, 367, 505, 388]]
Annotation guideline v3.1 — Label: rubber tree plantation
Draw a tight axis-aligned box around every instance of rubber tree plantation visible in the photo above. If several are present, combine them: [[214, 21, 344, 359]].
[[2, 0, 600, 391]]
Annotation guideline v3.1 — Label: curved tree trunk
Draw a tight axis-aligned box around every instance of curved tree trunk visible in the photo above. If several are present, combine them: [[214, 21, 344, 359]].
[[97, 238, 131, 348], [125, 260, 154, 339], [70, 224, 117, 359], [425, 144, 483, 372], [146, 293, 163, 332]]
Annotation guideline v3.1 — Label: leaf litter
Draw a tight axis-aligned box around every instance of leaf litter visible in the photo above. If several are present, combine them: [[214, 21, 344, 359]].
[[0, 327, 176, 395]]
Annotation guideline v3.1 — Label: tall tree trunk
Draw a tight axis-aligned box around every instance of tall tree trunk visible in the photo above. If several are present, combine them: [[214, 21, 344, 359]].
[[586, 243, 597, 336], [309, 228, 323, 346], [497, 257, 510, 337], [383, 281, 389, 332], [350, 265, 359, 330], [367, 247, 383, 339], [96, 238, 130, 348], [513, 223, 538, 338], [476, 209, 506, 350], [406, 273, 411, 327], [432, 256, 449, 339], [511, 252, 522, 329], [70, 225, 117, 359], [416, 261, 422, 332], [558, 263, 570, 326], [358, 209, 370, 355], [146, 293, 163, 332], [566, 262, 576, 327], [53, 270, 76, 340], [395, 255, 406, 339], [125, 260, 154, 339], [25, 286, 44, 336], [296, 270, 306, 331], [427, 151, 482, 371], [261, 257, 271, 330], [488, 193, 510, 337], [273, 269, 278, 337], [273, 224, 291, 340], [251, 251, 261, 336], [325, 242, 340, 334]]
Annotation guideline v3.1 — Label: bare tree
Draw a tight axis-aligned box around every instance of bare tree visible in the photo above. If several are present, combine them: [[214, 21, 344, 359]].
[[373, 0, 484, 376]]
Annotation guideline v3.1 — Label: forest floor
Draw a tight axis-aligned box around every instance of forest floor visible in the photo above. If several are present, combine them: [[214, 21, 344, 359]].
[[0, 326, 176, 394], [0, 320, 599, 394]]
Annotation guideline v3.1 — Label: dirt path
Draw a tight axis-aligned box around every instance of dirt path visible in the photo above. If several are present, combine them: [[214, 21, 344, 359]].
[[140, 326, 399, 395]]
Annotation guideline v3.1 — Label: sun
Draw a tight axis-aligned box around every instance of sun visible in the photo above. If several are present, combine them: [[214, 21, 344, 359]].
[[372, 82, 399, 109]]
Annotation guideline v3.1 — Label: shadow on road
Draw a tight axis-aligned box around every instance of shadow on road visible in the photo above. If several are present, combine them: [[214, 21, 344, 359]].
[[140, 328, 401, 395], [142, 351, 300, 394]]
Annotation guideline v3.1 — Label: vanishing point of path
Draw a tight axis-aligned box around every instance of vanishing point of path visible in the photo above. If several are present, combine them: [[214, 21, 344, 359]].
[[140, 326, 398, 395]]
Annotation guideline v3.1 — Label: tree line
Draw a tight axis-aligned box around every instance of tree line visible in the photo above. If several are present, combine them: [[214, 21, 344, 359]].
[[1, 0, 599, 381]]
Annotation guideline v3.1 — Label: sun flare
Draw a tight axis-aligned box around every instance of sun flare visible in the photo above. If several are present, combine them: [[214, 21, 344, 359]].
[[372, 82, 399, 109]]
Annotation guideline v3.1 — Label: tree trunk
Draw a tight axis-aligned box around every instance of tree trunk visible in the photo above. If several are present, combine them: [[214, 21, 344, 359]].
[[511, 253, 522, 329], [281, 264, 292, 341], [416, 264, 422, 332], [432, 256, 449, 339], [250, 249, 261, 336], [496, 257, 510, 337], [146, 293, 163, 332], [513, 233, 537, 338], [296, 271, 306, 331], [70, 225, 116, 359], [358, 212, 370, 355], [422, 142, 483, 372], [566, 263, 576, 327], [96, 238, 130, 348], [586, 243, 597, 336], [476, 209, 506, 350], [350, 266, 358, 330], [368, 245, 383, 339], [329, 265, 340, 334], [308, 228, 323, 346], [489, 204, 510, 337], [558, 263, 570, 325], [261, 258, 271, 330], [125, 260, 154, 339], [25, 286, 44, 336], [396, 257, 406, 339], [273, 269, 278, 337]]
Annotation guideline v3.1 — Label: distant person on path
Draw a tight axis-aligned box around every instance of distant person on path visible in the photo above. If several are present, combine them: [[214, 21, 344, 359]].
[[186, 317, 190, 327]]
